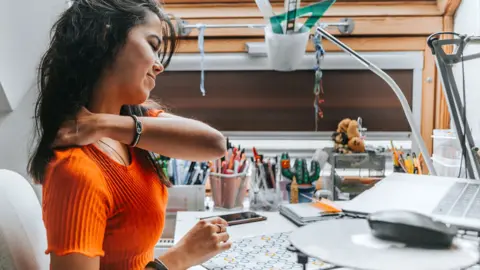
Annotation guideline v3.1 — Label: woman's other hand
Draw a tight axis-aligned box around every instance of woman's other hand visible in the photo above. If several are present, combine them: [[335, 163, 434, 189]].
[[53, 107, 105, 147], [158, 217, 231, 269]]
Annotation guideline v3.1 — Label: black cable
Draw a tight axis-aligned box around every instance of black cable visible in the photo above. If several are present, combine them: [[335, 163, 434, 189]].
[[426, 32, 464, 54], [458, 51, 468, 178], [297, 252, 309, 269]]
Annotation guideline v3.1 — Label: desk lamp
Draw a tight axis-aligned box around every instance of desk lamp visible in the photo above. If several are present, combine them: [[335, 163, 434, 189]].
[[427, 33, 480, 179]]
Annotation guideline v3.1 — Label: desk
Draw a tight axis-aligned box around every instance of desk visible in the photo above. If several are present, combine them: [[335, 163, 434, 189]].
[[156, 211, 480, 270]]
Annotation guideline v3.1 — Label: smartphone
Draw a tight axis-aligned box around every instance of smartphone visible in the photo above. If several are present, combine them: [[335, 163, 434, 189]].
[[201, 211, 267, 226]]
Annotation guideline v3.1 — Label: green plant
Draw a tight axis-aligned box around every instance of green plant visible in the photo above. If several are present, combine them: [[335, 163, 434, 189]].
[[280, 153, 320, 185]]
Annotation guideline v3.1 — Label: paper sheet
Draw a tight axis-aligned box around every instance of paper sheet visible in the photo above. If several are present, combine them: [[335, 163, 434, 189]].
[[202, 232, 334, 270]]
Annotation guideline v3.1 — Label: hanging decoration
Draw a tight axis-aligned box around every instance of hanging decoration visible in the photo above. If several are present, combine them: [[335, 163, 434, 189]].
[[197, 24, 206, 96], [312, 31, 325, 131]]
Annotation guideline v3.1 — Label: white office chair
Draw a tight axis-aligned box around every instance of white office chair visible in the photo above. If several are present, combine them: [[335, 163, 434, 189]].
[[0, 169, 49, 270]]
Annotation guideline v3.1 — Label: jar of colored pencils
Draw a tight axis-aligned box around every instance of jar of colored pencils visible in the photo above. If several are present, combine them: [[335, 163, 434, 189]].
[[209, 172, 248, 210]]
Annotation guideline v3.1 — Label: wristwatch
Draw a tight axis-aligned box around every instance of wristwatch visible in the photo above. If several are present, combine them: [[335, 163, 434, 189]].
[[130, 114, 143, 147], [145, 259, 168, 270]]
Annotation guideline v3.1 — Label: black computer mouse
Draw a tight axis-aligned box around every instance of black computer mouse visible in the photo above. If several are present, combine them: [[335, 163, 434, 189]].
[[367, 210, 458, 248]]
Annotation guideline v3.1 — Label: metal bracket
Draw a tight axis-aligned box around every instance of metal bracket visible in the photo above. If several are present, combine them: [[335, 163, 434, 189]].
[[177, 19, 193, 37], [337, 18, 354, 35]]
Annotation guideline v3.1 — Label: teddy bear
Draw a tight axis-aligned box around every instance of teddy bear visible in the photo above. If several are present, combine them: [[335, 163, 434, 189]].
[[331, 118, 365, 153]]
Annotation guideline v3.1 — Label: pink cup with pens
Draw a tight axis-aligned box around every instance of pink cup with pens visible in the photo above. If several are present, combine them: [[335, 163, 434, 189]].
[[209, 172, 248, 210]]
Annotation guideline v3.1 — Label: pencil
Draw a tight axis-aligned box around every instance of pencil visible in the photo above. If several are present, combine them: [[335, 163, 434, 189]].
[[404, 154, 413, 174], [412, 153, 422, 175], [398, 153, 407, 173]]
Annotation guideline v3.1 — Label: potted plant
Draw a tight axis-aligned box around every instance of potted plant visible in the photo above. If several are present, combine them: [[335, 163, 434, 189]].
[[280, 153, 320, 203]]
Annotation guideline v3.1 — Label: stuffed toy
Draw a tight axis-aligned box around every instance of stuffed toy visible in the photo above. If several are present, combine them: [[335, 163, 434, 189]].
[[331, 118, 365, 153], [337, 118, 351, 133]]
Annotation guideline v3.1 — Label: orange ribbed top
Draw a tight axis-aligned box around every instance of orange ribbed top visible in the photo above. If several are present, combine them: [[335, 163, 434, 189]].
[[42, 110, 168, 270]]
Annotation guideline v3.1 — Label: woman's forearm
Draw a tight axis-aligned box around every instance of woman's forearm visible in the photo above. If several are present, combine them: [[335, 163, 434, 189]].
[[99, 114, 226, 161], [156, 246, 188, 270]]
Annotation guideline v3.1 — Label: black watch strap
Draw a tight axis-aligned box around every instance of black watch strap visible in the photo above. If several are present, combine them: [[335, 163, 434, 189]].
[[130, 114, 142, 147], [145, 259, 168, 270]]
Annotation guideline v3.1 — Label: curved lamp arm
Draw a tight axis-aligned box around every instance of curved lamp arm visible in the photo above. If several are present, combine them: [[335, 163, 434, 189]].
[[316, 27, 436, 175]]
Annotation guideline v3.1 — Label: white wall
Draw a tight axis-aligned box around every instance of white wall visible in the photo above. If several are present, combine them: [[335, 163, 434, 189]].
[[453, 0, 480, 141], [0, 89, 37, 179], [0, 0, 64, 112], [0, 0, 65, 199]]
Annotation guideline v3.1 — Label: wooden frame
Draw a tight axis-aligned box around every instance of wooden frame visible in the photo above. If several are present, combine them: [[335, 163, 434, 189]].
[[165, 2, 442, 17], [433, 0, 462, 130], [421, 42, 437, 156], [162, 0, 463, 155], [176, 37, 427, 53]]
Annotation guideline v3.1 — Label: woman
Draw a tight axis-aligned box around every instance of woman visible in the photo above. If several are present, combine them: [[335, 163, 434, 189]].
[[28, 0, 231, 269]]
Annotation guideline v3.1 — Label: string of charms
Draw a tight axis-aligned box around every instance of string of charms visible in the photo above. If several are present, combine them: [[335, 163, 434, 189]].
[[312, 31, 325, 131]]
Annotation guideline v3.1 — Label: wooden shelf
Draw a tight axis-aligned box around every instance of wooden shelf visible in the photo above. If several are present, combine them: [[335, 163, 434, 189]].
[[165, 2, 442, 18]]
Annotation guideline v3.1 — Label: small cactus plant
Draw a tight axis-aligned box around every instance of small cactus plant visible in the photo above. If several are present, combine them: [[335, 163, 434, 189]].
[[280, 153, 320, 185]]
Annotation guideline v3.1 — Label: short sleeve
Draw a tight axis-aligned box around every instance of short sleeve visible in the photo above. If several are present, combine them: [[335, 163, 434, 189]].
[[42, 156, 111, 257]]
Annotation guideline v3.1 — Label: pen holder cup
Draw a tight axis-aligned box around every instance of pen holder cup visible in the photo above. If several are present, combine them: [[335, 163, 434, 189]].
[[286, 183, 316, 203], [248, 165, 282, 211], [209, 172, 248, 210], [264, 24, 310, 71]]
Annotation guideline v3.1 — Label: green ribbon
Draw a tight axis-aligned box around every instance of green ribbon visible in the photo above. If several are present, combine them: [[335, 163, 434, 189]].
[[269, 0, 336, 34]]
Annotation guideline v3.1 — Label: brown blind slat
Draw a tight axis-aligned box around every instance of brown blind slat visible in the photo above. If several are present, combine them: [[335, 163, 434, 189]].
[[154, 70, 413, 132]]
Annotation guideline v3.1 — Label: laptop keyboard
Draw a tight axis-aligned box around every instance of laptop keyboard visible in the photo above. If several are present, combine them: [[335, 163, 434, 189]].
[[433, 182, 480, 219]]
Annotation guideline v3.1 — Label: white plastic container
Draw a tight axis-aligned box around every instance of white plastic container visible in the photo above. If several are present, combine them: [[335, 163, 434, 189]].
[[432, 129, 462, 161], [432, 155, 465, 178], [264, 24, 310, 71]]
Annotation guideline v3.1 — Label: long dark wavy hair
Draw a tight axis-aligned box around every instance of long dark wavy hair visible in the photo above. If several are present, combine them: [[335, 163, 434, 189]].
[[28, 0, 177, 186]]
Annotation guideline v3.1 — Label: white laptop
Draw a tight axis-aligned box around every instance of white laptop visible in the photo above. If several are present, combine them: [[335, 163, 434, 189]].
[[342, 173, 480, 231]]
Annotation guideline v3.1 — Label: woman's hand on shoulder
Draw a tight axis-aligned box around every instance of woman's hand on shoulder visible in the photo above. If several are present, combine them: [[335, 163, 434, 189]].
[[158, 217, 231, 269], [53, 107, 106, 147]]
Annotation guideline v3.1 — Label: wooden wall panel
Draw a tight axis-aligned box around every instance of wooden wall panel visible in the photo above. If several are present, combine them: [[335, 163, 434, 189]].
[[433, 0, 461, 130], [175, 37, 427, 53], [165, 2, 442, 17], [421, 42, 437, 154], [434, 16, 453, 130], [437, 0, 462, 15]]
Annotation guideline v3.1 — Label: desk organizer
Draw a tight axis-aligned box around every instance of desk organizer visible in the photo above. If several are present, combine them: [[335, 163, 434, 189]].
[[249, 164, 282, 211], [325, 147, 391, 200], [209, 172, 248, 210]]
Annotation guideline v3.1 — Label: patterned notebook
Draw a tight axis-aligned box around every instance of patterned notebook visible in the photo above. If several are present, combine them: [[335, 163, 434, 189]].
[[202, 231, 334, 270]]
